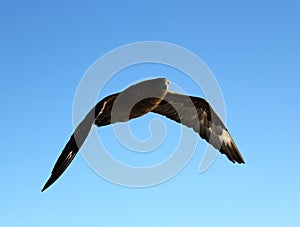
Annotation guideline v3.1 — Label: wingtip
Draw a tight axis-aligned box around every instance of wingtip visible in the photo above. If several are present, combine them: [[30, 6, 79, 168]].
[[232, 150, 245, 164], [233, 159, 245, 164], [41, 179, 51, 192], [240, 157, 246, 164], [221, 142, 245, 165], [227, 136, 245, 165], [232, 154, 245, 164], [41, 184, 48, 192], [41, 174, 58, 192]]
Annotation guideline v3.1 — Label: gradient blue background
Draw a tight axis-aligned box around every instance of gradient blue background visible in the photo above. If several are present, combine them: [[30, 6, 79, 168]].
[[1, 1, 299, 226]]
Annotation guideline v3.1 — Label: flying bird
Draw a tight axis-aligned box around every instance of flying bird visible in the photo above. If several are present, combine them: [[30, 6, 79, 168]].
[[41, 78, 244, 192]]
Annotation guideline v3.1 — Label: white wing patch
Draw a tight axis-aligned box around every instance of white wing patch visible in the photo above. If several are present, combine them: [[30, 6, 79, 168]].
[[218, 129, 232, 147]]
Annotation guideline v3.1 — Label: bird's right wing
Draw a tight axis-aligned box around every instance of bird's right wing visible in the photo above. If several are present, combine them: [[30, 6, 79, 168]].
[[41, 95, 115, 192], [151, 92, 245, 164], [41, 134, 79, 192], [41, 78, 170, 191]]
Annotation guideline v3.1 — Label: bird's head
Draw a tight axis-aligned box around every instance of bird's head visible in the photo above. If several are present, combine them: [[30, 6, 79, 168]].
[[111, 78, 170, 121], [126, 78, 169, 97]]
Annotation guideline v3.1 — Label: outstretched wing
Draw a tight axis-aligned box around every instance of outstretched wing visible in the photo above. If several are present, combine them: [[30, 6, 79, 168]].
[[41, 95, 115, 192], [41, 78, 170, 191], [151, 92, 245, 164]]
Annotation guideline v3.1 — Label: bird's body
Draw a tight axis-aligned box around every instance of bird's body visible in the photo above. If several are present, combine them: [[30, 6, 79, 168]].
[[42, 78, 244, 192]]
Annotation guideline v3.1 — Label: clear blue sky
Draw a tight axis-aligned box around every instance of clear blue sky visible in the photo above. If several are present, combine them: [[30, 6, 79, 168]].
[[1, 0, 300, 226]]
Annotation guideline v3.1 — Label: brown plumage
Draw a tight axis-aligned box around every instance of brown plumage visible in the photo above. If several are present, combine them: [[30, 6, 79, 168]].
[[152, 92, 244, 164], [41, 78, 244, 192], [41, 78, 169, 191]]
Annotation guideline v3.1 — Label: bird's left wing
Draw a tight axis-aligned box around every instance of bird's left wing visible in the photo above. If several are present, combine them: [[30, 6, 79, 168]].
[[151, 92, 245, 164]]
